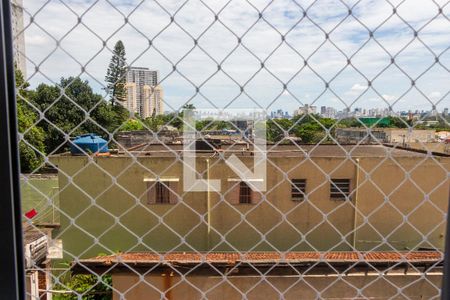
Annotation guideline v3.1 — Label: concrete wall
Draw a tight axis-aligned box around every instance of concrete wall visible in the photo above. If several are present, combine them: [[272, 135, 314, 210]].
[[335, 129, 436, 144], [111, 272, 442, 300], [50, 154, 450, 258]]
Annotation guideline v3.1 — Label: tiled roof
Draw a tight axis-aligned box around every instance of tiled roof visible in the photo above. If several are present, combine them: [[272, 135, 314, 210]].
[[79, 251, 442, 267]]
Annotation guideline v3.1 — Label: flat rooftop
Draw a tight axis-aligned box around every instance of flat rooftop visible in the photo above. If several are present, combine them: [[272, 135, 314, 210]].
[[55, 144, 448, 158]]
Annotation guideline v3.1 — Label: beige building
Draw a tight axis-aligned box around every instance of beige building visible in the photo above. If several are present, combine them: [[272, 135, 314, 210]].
[[51, 144, 449, 299], [50, 144, 450, 257]]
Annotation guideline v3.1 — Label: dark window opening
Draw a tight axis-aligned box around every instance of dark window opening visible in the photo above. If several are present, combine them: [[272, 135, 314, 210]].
[[156, 182, 170, 204], [239, 182, 252, 204], [330, 179, 351, 200], [291, 179, 306, 201]]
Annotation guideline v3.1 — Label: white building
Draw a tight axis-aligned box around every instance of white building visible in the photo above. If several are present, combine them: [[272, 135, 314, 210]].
[[125, 67, 164, 118], [294, 104, 317, 116], [11, 0, 26, 77]]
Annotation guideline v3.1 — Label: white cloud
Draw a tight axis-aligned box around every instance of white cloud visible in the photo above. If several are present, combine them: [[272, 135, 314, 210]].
[[429, 91, 442, 99], [382, 94, 397, 102]]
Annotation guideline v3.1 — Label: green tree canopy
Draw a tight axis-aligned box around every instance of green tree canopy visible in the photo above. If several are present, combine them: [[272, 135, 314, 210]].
[[105, 40, 127, 105], [31, 77, 128, 153], [15, 68, 46, 172]]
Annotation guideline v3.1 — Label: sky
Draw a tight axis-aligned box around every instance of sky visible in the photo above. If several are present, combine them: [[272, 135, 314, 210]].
[[20, 0, 450, 113]]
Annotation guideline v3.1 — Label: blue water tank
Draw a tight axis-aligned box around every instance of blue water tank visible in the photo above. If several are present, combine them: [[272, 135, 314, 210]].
[[70, 134, 109, 155]]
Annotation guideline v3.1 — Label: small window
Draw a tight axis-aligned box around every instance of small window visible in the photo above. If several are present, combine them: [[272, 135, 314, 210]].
[[145, 179, 178, 205], [291, 179, 306, 201], [330, 179, 351, 200], [239, 182, 252, 204], [155, 182, 170, 204]]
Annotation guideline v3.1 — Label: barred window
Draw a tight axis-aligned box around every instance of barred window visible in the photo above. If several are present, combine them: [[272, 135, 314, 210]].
[[330, 179, 351, 200], [291, 179, 306, 201], [239, 182, 252, 204], [155, 182, 170, 204], [145, 179, 179, 205]]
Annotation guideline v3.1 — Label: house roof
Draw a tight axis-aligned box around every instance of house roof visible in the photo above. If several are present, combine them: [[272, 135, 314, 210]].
[[77, 251, 442, 267]]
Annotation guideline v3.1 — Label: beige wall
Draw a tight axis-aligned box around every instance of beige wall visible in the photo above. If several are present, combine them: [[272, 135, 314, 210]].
[[387, 129, 435, 143], [51, 154, 450, 258], [111, 272, 442, 300]]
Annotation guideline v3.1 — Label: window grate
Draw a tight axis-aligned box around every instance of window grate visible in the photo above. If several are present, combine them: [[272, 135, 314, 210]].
[[155, 182, 170, 204], [291, 179, 306, 201], [239, 182, 252, 204], [330, 179, 351, 200]]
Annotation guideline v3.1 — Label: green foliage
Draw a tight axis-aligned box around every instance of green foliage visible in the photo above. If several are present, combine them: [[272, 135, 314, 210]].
[[266, 118, 293, 142], [143, 114, 170, 131], [195, 119, 232, 131], [15, 68, 46, 173], [54, 273, 112, 300], [120, 119, 145, 131], [105, 40, 127, 105], [31, 77, 128, 154]]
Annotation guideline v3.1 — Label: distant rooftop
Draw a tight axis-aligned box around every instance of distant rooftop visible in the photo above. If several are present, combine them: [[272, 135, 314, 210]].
[[54, 144, 446, 158]]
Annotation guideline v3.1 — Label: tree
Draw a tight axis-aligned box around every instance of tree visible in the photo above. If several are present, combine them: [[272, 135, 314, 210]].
[[15, 68, 45, 172], [120, 119, 144, 131], [31, 77, 128, 154], [105, 40, 127, 105], [266, 118, 293, 142], [54, 272, 111, 300]]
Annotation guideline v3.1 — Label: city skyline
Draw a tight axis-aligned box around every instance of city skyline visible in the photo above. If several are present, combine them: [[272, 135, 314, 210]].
[[20, 0, 449, 112]]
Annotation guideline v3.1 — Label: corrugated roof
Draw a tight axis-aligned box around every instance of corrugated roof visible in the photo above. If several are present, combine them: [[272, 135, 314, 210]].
[[79, 251, 442, 266]]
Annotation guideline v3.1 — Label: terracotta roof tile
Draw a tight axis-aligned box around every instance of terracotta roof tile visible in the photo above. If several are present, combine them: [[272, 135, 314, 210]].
[[79, 251, 442, 267]]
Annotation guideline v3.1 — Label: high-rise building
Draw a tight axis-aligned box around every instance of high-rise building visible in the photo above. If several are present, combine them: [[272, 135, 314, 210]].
[[294, 104, 317, 116], [11, 0, 26, 77], [125, 67, 163, 118]]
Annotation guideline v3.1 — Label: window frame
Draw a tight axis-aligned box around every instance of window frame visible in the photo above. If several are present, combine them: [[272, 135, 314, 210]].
[[144, 178, 179, 205]]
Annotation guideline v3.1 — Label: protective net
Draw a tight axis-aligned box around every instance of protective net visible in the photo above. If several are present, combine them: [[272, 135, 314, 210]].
[[13, 0, 450, 299]]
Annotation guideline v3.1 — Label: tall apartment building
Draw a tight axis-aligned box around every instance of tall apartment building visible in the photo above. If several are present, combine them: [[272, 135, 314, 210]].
[[125, 67, 163, 118], [11, 0, 26, 77], [294, 104, 317, 116]]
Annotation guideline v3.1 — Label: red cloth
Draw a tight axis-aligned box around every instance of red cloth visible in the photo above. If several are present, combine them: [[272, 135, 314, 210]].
[[25, 209, 37, 219]]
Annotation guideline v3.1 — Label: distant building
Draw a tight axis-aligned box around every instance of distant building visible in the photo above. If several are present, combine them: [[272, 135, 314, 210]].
[[125, 67, 164, 118], [11, 0, 26, 77], [358, 117, 390, 127], [294, 104, 316, 116], [320, 106, 326, 115], [443, 108, 448, 117], [336, 128, 436, 144]]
